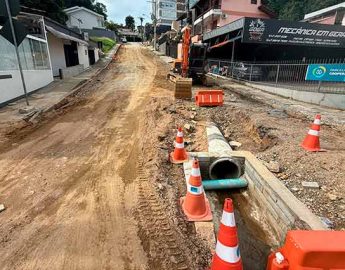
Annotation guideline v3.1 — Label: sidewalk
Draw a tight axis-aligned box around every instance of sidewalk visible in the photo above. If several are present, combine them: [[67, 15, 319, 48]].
[[207, 74, 345, 130], [0, 44, 120, 125]]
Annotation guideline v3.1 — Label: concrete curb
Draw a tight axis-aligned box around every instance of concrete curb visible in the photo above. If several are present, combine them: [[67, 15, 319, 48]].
[[44, 44, 122, 113]]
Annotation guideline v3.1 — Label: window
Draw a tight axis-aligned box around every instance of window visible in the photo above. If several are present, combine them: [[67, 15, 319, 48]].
[[0, 36, 50, 71], [251, 0, 257, 4]]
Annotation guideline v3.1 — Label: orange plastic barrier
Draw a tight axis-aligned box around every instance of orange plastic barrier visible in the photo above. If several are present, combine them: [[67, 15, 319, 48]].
[[195, 90, 224, 107], [266, 230, 345, 270]]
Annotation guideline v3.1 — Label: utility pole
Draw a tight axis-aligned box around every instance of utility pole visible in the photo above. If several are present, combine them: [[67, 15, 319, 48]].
[[147, 0, 158, 51], [153, 0, 157, 51], [5, 0, 29, 106]]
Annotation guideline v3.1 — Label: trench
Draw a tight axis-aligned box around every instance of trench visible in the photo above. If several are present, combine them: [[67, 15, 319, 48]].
[[200, 165, 273, 270]]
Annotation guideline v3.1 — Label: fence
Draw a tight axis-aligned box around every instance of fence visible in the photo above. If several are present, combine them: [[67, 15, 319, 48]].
[[207, 59, 345, 94]]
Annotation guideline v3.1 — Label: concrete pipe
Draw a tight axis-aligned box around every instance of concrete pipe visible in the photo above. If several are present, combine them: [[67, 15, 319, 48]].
[[209, 157, 242, 180]]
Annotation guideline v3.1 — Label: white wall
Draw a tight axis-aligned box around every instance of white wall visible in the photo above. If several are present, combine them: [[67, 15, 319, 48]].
[[77, 44, 90, 69], [66, 10, 104, 30], [0, 70, 53, 104], [47, 33, 67, 77]]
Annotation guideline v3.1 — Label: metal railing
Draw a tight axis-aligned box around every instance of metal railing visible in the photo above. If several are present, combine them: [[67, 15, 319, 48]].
[[207, 59, 345, 94]]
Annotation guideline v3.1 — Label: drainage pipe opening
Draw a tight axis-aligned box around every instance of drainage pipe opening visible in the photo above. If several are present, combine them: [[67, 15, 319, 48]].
[[209, 157, 242, 180]]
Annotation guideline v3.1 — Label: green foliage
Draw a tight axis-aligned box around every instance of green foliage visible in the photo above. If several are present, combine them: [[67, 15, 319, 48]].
[[125, 15, 135, 31], [90, 37, 116, 53], [105, 21, 123, 34], [266, 0, 345, 20], [20, 0, 108, 24], [20, 0, 67, 24]]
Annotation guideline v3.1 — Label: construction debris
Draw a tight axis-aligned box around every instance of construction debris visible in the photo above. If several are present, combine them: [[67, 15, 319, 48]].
[[265, 161, 281, 173], [302, 181, 320, 189], [229, 141, 242, 148], [0, 204, 5, 213]]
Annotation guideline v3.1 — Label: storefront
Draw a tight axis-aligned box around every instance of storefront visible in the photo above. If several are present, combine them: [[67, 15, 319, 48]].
[[205, 17, 345, 62]]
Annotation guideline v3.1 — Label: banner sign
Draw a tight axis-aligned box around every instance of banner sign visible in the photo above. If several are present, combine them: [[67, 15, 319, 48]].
[[306, 64, 345, 82], [242, 18, 345, 48]]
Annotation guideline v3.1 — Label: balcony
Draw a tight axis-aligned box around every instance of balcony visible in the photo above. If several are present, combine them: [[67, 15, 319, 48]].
[[194, 6, 222, 26]]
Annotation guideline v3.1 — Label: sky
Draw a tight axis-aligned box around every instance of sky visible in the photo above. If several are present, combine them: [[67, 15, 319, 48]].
[[98, 0, 152, 25]]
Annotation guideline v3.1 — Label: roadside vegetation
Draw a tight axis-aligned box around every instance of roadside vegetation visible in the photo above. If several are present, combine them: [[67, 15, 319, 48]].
[[90, 37, 116, 53]]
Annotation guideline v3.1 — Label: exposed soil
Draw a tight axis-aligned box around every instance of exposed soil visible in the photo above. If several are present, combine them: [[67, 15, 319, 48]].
[[171, 84, 345, 231], [0, 44, 210, 270]]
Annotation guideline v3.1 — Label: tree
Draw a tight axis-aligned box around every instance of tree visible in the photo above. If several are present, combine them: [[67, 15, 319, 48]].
[[105, 21, 123, 34], [125, 15, 135, 31], [94, 2, 107, 20], [20, 0, 67, 24]]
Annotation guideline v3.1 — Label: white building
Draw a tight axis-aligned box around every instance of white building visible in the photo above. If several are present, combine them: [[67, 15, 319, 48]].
[[64, 6, 105, 30], [155, 0, 177, 27]]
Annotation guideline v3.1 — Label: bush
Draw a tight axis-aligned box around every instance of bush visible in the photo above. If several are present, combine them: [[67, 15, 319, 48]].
[[90, 37, 116, 53]]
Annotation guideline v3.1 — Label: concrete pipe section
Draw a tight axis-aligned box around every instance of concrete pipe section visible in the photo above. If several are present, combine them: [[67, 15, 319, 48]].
[[209, 157, 242, 180]]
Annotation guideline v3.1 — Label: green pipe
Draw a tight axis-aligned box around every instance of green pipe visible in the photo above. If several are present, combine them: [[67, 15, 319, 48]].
[[203, 178, 248, 190]]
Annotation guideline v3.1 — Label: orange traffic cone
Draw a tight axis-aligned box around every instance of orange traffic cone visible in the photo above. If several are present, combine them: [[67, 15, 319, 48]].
[[301, 115, 321, 152], [210, 198, 243, 270], [180, 158, 212, 221], [310, 114, 321, 131], [170, 127, 188, 164]]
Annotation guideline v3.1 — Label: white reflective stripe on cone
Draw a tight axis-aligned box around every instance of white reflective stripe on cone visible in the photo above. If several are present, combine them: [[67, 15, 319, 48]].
[[221, 211, 236, 227], [191, 167, 201, 177], [308, 129, 319, 136], [314, 119, 321, 125], [217, 95, 220, 102], [175, 142, 184, 148], [210, 95, 212, 102], [177, 131, 183, 137], [202, 95, 205, 102], [187, 183, 203, 195], [215, 241, 241, 263]]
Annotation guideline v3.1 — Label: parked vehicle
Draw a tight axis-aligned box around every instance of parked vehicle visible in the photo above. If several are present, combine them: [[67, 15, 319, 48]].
[[121, 37, 127, 43], [232, 62, 264, 81]]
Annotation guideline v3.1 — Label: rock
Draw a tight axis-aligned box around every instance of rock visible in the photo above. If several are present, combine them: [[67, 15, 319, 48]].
[[19, 106, 37, 114], [291, 187, 300, 192], [265, 161, 281, 173], [327, 193, 338, 201], [278, 173, 289, 180], [0, 204, 5, 213], [184, 123, 194, 132], [302, 181, 320, 189], [296, 173, 302, 178], [191, 107, 196, 111], [229, 141, 242, 148], [157, 135, 166, 142], [190, 112, 197, 120], [229, 94, 237, 102]]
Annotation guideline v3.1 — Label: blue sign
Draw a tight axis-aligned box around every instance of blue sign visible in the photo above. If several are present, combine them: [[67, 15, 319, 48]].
[[306, 64, 345, 82]]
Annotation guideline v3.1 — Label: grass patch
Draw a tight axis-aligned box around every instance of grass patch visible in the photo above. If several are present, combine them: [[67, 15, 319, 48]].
[[90, 37, 116, 53]]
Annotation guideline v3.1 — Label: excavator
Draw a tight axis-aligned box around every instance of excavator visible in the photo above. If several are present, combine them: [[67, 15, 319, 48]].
[[167, 26, 208, 99]]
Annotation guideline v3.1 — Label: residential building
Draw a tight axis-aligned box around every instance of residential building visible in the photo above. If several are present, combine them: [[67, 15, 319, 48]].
[[177, 0, 186, 19], [64, 6, 105, 30], [45, 17, 91, 77], [303, 2, 345, 25], [0, 13, 53, 105], [154, 0, 177, 33], [190, 0, 272, 37]]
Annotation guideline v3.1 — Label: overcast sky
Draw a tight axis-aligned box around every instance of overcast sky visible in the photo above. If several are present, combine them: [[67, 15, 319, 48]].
[[98, 0, 152, 25]]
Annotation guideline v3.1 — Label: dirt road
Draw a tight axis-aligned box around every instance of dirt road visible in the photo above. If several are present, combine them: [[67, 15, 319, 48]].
[[0, 44, 161, 269]]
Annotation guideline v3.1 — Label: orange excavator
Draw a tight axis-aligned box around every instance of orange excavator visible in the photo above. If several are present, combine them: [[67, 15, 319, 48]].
[[168, 26, 208, 98]]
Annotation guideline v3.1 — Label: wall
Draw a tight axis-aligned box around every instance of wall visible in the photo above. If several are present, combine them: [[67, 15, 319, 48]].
[[219, 0, 270, 26], [67, 10, 104, 30], [47, 33, 67, 77], [309, 15, 336, 25], [0, 70, 53, 105], [94, 48, 100, 63], [77, 44, 90, 69], [60, 65, 85, 79], [246, 83, 345, 110]]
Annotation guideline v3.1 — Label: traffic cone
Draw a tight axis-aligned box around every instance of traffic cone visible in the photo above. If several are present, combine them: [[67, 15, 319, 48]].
[[170, 127, 188, 164], [310, 114, 321, 131], [301, 115, 321, 152], [180, 158, 212, 221], [210, 198, 243, 270]]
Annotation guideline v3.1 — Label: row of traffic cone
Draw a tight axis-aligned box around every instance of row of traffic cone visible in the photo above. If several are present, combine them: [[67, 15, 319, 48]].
[[169, 127, 243, 269], [168, 114, 322, 270]]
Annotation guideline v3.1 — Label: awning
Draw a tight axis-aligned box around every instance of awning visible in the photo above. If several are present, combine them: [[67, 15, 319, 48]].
[[46, 25, 88, 46]]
